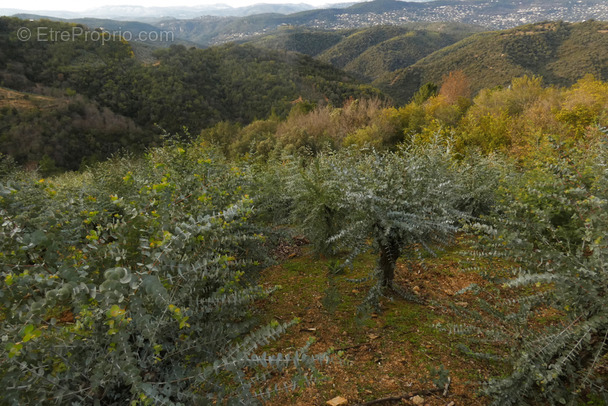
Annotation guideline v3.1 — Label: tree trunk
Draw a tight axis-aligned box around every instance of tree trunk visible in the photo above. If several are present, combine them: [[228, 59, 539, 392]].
[[379, 237, 401, 287], [320, 204, 335, 256]]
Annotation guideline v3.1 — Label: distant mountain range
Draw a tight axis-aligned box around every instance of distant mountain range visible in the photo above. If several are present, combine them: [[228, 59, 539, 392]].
[[5, 0, 608, 42], [0, 1, 432, 21], [139, 0, 608, 46], [1, 4, 319, 20], [0, 2, 377, 21]]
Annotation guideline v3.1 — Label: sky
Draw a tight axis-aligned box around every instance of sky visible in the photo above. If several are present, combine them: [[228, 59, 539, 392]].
[[9, 0, 351, 11]]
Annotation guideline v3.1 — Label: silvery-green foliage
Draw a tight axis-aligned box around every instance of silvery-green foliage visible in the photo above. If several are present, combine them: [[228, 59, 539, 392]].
[[460, 141, 608, 405], [286, 152, 349, 256], [0, 144, 322, 405], [289, 141, 469, 301], [243, 154, 295, 226], [454, 151, 503, 219]]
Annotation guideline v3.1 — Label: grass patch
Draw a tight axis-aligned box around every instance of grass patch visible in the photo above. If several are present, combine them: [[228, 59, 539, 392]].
[[254, 239, 506, 405]]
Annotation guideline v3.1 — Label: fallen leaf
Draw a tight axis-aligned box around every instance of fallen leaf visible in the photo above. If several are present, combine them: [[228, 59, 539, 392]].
[[326, 396, 348, 406]]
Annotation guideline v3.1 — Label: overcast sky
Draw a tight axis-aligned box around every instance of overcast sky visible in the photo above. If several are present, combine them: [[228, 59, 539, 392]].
[[11, 0, 350, 11]]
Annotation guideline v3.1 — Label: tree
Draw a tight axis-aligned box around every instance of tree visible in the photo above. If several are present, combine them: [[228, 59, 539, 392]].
[[290, 142, 468, 306], [411, 82, 438, 105], [439, 70, 471, 105], [287, 155, 348, 256]]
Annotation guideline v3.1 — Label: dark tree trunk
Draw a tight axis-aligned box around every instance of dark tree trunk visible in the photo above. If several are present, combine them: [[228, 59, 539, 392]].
[[379, 237, 401, 287], [320, 204, 335, 256]]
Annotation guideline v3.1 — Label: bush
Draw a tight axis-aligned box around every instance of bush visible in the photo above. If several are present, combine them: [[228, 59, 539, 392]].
[[460, 139, 608, 405], [0, 143, 324, 405]]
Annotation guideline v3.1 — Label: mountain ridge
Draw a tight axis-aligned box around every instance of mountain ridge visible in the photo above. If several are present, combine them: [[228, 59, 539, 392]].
[[7, 0, 608, 47], [375, 20, 608, 103], [244, 23, 484, 81], [1, 3, 321, 20], [152, 0, 608, 46]]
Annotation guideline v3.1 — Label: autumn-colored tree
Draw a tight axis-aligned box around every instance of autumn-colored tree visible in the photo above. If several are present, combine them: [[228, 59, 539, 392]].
[[439, 70, 471, 104]]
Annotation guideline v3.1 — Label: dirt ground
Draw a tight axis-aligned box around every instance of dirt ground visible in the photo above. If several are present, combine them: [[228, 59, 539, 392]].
[[254, 239, 507, 405]]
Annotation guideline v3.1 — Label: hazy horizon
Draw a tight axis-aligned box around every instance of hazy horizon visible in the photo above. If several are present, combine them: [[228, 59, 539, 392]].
[[4, 0, 360, 12]]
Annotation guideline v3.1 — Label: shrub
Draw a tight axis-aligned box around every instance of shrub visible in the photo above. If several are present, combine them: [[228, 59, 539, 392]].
[[0, 143, 324, 405], [459, 139, 608, 405]]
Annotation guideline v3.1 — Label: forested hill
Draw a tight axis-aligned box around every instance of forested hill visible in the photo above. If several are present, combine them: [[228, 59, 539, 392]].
[[376, 20, 608, 104], [244, 20, 608, 105], [245, 23, 484, 81], [0, 17, 379, 172]]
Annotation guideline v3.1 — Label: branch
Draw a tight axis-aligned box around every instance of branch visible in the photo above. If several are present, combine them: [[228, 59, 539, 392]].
[[355, 388, 442, 406]]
